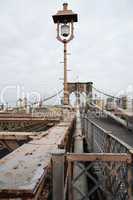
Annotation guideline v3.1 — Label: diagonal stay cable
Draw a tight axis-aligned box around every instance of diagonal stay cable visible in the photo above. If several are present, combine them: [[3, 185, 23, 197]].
[[93, 86, 120, 100], [30, 89, 63, 106]]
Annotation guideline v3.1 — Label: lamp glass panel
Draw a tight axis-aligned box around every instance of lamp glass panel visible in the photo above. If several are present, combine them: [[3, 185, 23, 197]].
[[61, 24, 70, 37]]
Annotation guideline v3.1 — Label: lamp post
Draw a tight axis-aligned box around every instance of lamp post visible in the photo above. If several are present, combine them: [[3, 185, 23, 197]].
[[52, 3, 78, 105]]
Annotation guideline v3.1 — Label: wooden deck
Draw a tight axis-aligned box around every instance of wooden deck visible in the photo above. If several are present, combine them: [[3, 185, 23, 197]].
[[0, 117, 60, 123], [0, 116, 75, 198], [0, 131, 48, 140]]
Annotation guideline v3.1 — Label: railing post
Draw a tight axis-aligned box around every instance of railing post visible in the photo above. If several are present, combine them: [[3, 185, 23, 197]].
[[82, 116, 85, 135], [128, 151, 133, 200], [52, 149, 65, 200], [91, 123, 94, 152], [68, 161, 73, 200], [128, 164, 133, 200], [86, 118, 89, 141], [85, 117, 87, 136], [106, 135, 111, 153]]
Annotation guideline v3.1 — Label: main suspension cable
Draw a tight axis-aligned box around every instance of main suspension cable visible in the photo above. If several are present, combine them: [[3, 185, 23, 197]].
[[30, 89, 63, 106], [92, 86, 120, 100]]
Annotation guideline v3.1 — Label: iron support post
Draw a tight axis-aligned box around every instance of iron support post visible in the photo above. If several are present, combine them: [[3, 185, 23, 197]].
[[52, 149, 65, 200]]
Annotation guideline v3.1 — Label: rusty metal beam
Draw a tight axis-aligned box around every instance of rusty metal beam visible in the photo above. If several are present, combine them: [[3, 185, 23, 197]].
[[67, 153, 132, 163]]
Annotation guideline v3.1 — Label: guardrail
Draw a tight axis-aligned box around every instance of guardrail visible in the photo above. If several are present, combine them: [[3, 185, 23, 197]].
[[81, 115, 133, 200], [51, 114, 133, 200], [81, 115, 132, 153], [67, 153, 132, 200], [52, 152, 133, 200]]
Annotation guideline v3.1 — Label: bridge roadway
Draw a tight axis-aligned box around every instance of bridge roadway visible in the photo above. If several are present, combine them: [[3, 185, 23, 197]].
[[88, 112, 133, 148]]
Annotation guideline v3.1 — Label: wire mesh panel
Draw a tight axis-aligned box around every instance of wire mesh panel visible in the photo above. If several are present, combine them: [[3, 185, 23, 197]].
[[82, 115, 130, 154], [67, 154, 132, 200], [76, 115, 133, 200]]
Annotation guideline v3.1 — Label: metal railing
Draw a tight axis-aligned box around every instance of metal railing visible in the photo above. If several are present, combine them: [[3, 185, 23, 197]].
[[52, 114, 133, 200], [80, 114, 133, 200], [52, 152, 133, 200], [81, 115, 132, 154], [67, 153, 132, 200]]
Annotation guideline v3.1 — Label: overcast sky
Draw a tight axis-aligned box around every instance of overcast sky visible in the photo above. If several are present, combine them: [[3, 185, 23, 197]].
[[0, 0, 133, 104]]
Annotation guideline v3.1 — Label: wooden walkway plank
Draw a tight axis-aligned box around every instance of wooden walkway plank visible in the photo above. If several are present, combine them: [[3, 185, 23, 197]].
[[0, 131, 48, 140], [0, 118, 75, 198], [0, 117, 60, 122]]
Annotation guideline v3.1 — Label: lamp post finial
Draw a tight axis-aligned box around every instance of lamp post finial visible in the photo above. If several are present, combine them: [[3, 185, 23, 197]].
[[63, 3, 68, 11]]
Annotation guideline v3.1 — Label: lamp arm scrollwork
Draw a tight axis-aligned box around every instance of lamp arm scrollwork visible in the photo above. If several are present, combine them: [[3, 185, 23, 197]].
[[56, 22, 64, 43], [67, 22, 74, 43]]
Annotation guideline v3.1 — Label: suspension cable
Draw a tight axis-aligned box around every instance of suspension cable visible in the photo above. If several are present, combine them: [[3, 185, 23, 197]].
[[30, 89, 63, 106], [92, 86, 120, 100]]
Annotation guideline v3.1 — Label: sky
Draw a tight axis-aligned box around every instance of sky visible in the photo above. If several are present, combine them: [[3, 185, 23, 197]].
[[0, 0, 133, 104]]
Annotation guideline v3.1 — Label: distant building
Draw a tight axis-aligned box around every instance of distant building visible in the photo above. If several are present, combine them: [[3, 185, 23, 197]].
[[120, 96, 127, 110], [94, 99, 105, 109], [127, 99, 133, 112], [17, 98, 23, 109], [16, 97, 28, 112], [23, 97, 27, 109], [106, 98, 115, 111]]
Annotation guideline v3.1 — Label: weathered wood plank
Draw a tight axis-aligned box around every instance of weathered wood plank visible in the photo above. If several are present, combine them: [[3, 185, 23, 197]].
[[0, 117, 60, 122], [0, 131, 48, 140], [67, 153, 132, 163], [0, 117, 74, 198]]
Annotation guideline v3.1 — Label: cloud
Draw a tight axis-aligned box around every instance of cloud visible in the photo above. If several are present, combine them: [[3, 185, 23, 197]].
[[0, 0, 133, 104]]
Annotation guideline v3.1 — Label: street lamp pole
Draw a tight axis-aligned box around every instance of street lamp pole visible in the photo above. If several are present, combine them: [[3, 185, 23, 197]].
[[52, 3, 78, 105], [64, 41, 68, 105]]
